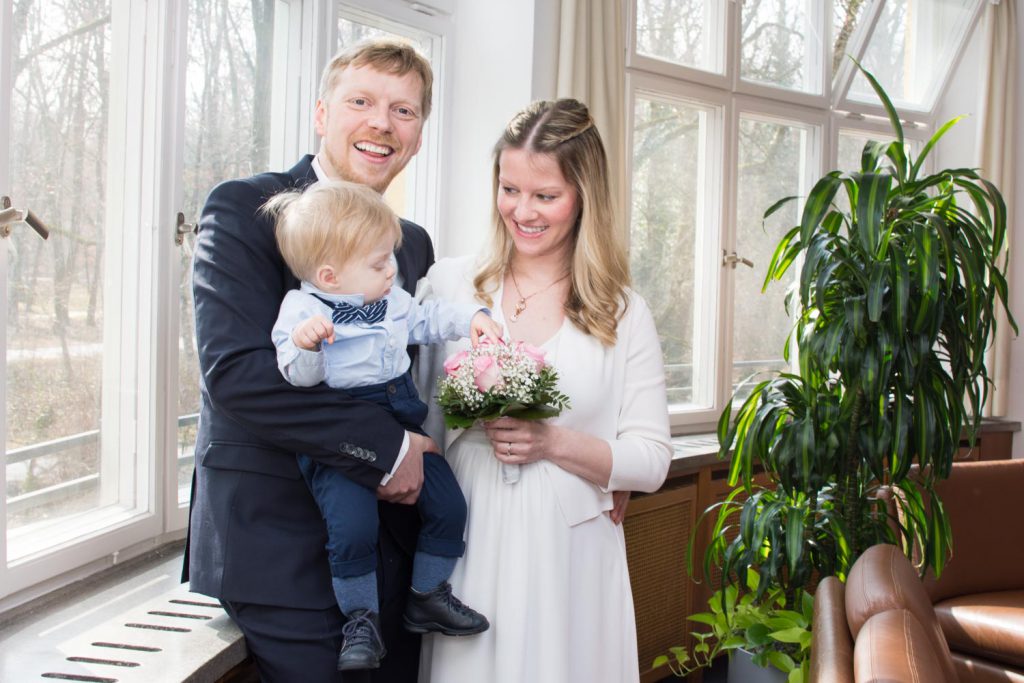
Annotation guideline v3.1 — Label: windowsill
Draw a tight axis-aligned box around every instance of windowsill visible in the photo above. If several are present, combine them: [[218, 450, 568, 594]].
[[0, 541, 247, 682]]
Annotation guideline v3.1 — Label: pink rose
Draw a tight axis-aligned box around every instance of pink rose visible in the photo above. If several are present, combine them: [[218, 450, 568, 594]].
[[473, 355, 503, 392], [518, 341, 547, 371], [443, 350, 469, 375]]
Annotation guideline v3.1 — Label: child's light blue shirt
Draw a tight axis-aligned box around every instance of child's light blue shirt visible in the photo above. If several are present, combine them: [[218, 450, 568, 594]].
[[272, 281, 484, 389]]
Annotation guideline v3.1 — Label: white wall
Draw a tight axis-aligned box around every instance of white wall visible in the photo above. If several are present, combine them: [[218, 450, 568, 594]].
[[936, 6, 1023, 442], [1005, 4, 1024, 437], [436, 0, 537, 259]]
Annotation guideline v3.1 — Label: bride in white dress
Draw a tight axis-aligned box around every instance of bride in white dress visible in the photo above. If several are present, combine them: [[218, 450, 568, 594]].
[[417, 99, 672, 683]]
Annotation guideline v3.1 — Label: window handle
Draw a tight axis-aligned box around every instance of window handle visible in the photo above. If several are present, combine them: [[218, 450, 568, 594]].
[[0, 196, 50, 240], [175, 211, 196, 246], [723, 251, 753, 269]]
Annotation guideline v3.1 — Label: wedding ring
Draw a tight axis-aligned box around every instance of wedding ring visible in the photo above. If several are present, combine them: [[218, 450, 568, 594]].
[[507, 441, 512, 456]]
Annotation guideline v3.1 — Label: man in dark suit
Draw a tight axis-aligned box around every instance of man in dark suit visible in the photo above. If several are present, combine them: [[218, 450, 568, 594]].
[[185, 41, 437, 682]]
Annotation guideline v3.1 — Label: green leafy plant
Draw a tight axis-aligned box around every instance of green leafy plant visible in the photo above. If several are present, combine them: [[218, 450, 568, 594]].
[[707, 61, 1016, 601], [655, 568, 812, 683]]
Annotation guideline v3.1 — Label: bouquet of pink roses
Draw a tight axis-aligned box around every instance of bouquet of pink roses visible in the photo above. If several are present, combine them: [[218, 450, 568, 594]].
[[436, 340, 570, 484], [436, 340, 570, 430]]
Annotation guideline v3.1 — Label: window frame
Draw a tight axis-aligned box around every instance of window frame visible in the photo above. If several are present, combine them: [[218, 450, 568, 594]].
[[625, 71, 731, 429], [732, 0, 833, 109], [831, 0, 986, 123], [2, 0, 168, 602], [625, 0, 948, 434]]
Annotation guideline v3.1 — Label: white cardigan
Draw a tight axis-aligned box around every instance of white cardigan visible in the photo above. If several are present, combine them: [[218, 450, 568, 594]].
[[415, 255, 672, 526]]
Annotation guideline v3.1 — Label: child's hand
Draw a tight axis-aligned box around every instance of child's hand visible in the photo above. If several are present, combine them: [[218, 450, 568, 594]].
[[292, 315, 335, 350], [470, 312, 503, 346]]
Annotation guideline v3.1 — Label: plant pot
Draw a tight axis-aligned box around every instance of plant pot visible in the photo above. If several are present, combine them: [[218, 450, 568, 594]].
[[727, 648, 787, 683]]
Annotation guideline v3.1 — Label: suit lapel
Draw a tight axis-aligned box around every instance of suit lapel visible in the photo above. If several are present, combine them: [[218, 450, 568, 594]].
[[286, 155, 317, 190], [396, 219, 418, 295]]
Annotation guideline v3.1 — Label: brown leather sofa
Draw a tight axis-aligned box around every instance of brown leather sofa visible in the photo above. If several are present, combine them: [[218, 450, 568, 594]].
[[810, 461, 1024, 682], [924, 460, 1024, 677], [811, 544, 959, 682]]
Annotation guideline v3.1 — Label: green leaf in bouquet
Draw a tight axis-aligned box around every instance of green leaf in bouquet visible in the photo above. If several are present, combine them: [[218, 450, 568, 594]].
[[443, 414, 477, 429], [505, 405, 563, 420]]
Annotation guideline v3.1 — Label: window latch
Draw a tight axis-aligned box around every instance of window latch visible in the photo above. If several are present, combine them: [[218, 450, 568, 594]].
[[175, 211, 196, 246], [723, 251, 753, 269], [0, 196, 50, 240]]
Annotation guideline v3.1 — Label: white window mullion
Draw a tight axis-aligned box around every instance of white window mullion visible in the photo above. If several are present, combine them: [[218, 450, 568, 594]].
[[716, 95, 740, 423], [102, 0, 159, 534], [0, 0, 14, 584], [271, 0, 303, 169], [154, 0, 189, 530], [832, 0, 884, 107], [299, 0, 339, 155]]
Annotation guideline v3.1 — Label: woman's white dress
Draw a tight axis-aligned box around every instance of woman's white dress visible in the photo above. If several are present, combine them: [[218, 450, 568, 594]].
[[416, 256, 672, 683]]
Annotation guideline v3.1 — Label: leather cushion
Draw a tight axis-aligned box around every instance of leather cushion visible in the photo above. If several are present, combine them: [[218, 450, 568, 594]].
[[853, 609, 954, 683], [846, 544, 959, 682], [936, 590, 1024, 669], [953, 652, 1024, 682], [811, 577, 855, 683]]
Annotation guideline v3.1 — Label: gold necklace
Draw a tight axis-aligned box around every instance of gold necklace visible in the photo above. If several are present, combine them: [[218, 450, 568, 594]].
[[509, 268, 570, 322]]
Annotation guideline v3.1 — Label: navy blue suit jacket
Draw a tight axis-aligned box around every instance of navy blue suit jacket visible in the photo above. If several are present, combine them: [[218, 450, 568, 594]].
[[185, 155, 433, 609]]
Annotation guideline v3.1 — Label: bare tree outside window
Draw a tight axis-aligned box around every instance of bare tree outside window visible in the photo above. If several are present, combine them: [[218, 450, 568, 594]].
[[6, 0, 111, 530]]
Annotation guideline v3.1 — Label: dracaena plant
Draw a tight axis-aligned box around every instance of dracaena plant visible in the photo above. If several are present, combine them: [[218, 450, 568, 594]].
[[706, 63, 1016, 601]]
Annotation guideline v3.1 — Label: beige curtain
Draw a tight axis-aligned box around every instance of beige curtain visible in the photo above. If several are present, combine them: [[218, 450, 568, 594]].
[[979, 0, 1017, 416], [553, 0, 627, 229]]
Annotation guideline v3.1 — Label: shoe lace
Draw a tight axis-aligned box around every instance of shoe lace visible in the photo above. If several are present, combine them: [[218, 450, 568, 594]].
[[435, 582, 476, 617], [342, 612, 384, 650]]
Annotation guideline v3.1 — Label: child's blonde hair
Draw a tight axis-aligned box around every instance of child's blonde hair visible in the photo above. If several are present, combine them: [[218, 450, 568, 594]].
[[265, 180, 402, 283]]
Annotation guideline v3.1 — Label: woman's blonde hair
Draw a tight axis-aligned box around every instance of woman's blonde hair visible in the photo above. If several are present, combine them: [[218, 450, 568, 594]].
[[473, 98, 630, 345], [266, 180, 402, 283]]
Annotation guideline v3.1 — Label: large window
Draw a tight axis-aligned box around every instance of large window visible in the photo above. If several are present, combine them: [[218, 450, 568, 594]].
[[3, 1, 137, 566], [627, 0, 984, 429]]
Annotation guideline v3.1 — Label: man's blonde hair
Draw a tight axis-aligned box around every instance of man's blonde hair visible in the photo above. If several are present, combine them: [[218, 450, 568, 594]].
[[266, 180, 402, 283], [319, 39, 434, 119]]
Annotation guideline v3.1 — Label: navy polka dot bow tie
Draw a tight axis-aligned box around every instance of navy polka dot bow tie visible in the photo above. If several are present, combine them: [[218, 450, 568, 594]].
[[311, 294, 388, 325]]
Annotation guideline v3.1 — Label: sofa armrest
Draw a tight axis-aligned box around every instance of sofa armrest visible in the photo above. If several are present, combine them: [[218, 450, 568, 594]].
[[846, 544, 959, 682], [854, 609, 953, 683], [811, 576, 855, 683]]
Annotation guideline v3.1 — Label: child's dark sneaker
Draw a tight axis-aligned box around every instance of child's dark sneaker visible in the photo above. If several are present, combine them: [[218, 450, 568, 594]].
[[402, 581, 489, 636], [337, 609, 386, 671]]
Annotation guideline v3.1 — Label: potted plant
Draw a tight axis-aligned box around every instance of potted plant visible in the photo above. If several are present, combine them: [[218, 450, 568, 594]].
[[655, 568, 812, 683], [706, 62, 1016, 603]]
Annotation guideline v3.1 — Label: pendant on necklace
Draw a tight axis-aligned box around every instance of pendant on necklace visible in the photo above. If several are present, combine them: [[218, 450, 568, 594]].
[[510, 298, 527, 322]]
